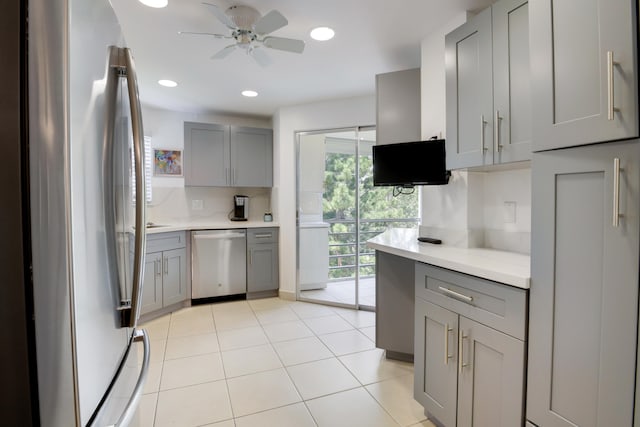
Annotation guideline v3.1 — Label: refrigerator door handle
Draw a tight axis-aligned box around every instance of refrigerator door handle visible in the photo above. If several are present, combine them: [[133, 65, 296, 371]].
[[123, 48, 147, 328], [112, 329, 151, 427]]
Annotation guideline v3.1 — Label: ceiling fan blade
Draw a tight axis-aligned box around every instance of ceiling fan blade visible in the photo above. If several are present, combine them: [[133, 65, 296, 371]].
[[202, 2, 236, 29], [263, 36, 305, 54], [254, 10, 288, 35], [178, 31, 231, 39], [250, 47, 272, 67], [211, 44, 237, 60]]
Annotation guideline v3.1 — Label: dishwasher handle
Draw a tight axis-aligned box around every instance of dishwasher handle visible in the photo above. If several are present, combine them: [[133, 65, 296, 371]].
[[193, 231, 246, 240]]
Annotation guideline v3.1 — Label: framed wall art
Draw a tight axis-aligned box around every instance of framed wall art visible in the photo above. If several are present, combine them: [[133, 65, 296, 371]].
[[153, 149, 183, 177]]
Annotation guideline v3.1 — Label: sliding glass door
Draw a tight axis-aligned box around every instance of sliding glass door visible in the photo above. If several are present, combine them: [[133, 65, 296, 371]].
[[296, 127, 419, 309]]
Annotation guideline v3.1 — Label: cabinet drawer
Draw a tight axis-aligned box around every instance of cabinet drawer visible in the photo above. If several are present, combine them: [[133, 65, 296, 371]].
[[146, 231, 186, 253], [416, 263, 527, 340], [247, 228, 278, 245]]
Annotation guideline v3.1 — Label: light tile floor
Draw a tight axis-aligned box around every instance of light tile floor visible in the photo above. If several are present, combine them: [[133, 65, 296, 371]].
[[300, 277, 377, 307], [135, 297, 436, 427]]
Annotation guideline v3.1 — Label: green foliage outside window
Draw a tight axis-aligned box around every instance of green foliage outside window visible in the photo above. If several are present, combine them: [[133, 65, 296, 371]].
[[323, 152, 419, 280]]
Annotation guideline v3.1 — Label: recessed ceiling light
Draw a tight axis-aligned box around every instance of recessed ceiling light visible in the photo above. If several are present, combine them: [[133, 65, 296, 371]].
[[310, 27, 335, 41], [241, 90, 258, 97], [158, 79, 178, 87], [138, 0, 168, 8]]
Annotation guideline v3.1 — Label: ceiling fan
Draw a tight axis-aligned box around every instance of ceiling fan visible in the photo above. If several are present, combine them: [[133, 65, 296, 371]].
[[179, 2, 305, 66]]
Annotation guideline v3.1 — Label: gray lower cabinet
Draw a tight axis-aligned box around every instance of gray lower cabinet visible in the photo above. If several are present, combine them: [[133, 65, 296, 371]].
[[527, 140, 640, 427], [529, 0, 638, 151], [141, 232, 188, 316], [445, 0, 531, 169], [415, 263, 527, 427], [184, 121, 273, 187], [247, 228, 279, 297], [375, 251, 415, 360]]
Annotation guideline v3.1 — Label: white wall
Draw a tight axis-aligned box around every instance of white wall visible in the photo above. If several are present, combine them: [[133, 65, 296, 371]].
[[142, 105, 273, 223], [419, 13, 531, 253], [273, 95, 376, 297]]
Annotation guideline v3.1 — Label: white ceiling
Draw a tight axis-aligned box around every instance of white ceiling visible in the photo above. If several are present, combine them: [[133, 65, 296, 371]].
[[110, 0, 493, 118]]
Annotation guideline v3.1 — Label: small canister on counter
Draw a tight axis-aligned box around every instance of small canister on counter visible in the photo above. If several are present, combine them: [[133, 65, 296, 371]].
[[263, 212, 273, 222]]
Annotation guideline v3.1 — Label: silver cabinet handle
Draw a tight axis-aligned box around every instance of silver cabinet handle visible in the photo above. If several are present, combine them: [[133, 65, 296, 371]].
[[438, 286, 474, 303], [458, 330, 468, 373], [480, 115, 488, 153], [253, 233, 272, 239], [444, 323, 453, 365], [607, 51, 620, 121], [155, 259, 160, 277], [613, 157, 624, 227], [164, 258, 168, 275], [494, 110, 502, 153], [115, 329, 151, 426], [249, 249, 252, 265], [125, 47, 147, 329]]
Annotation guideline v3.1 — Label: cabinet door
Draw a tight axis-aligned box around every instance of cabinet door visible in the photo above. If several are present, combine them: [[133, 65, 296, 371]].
[[457, 316, 525, 427], [247, 243, 279, 293], [414, 298, 458, 427], [445, 7, 493, 169], [141, 252, 163, 315], [376, 69, 421, 145], [162, 248, 187, 307], [527, 140, 640, 427], [231, 126, 273, 187], [530, 0, 638, 151], [492, 0, 531, 164], [184, 122, 230, 186]]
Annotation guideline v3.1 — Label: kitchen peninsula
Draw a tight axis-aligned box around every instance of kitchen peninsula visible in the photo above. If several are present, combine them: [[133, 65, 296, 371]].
[[368, 227, 530, 424]]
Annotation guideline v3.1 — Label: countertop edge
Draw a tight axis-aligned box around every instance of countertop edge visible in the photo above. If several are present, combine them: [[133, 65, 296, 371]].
[[146, 221, 280, 234], [368, 229, 531, 290]]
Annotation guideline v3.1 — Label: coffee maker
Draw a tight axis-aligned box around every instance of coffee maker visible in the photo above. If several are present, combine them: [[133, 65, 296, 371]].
[[231, 195, 249, 221]]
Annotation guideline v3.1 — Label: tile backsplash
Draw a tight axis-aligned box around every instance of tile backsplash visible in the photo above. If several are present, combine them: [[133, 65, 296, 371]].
[[421, 167, 532, 254], [147, 186, 271, 223]]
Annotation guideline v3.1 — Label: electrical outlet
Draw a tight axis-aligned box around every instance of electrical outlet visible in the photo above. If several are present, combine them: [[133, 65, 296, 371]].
[[192, 199, 203, 210], [503, 201, 516, 223]]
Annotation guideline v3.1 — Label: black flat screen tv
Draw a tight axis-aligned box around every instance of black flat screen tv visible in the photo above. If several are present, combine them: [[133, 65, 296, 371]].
[[372, 139, 450, 187]]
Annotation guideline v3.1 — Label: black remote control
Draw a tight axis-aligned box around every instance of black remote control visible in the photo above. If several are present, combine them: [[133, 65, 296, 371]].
[[417, 237, 442, 245]]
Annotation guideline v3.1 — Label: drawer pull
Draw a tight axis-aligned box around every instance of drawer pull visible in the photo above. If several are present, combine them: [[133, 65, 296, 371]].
[[438, 286, 474, 303], [254, 233, 272, 239]]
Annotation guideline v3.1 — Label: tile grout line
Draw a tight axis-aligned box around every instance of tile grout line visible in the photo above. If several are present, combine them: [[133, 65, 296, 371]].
[[210, 303, 237, 424]]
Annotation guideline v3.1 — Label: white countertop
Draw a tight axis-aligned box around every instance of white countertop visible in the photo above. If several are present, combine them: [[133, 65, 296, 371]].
[[146, 220, 279, 234], [367, 228, 530, 289]]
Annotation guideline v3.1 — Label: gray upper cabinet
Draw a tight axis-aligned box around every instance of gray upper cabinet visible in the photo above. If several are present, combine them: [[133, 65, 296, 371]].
[[376, 69, 421, 145], [184, 122, 273, 187], [184, 122, 229, 186], [446, 7, 493, 169], [231, 126, 273, 187], [530, 0, 638, 151], [527, 140, 640, 427], [492, 0, 531, 163], [446, 0, 531, 169]]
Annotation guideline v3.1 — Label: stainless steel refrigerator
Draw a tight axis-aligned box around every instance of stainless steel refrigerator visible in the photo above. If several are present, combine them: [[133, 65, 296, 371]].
[[1, 0, 150, 425]]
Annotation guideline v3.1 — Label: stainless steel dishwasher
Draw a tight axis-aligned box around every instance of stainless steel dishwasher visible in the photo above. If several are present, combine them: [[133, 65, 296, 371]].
[[191, 229, 247, 299]]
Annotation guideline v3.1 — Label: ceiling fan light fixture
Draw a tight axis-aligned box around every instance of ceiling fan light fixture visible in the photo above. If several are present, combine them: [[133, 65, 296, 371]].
[[138, 0, 168, 8], [158, 79, 178, 87], [310, 27, 335, 41], [241, 90, 258, 97]]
